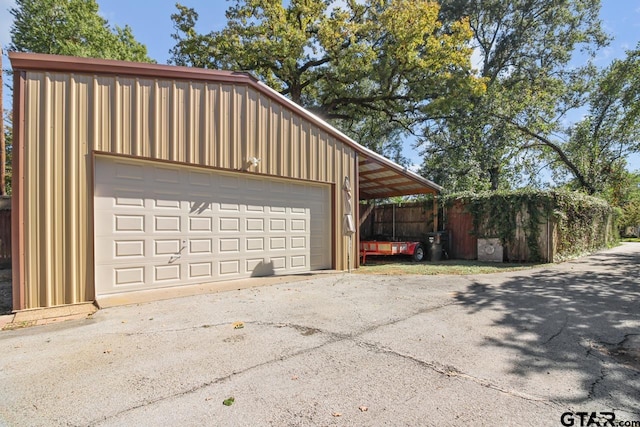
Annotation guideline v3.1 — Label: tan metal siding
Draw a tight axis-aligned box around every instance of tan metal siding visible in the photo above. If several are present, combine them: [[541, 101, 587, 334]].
[[20, 71, 356, 309]]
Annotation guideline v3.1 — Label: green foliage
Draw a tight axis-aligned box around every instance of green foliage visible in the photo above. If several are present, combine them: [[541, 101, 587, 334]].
[[613, 171, 640, 233], [2, 110, 11, 194], [420, 0, 610, 191], [9, 0, 154, 62], [169, 0, 484, 161], [445, 190, 615, 261], [550, 191, 617, 259], [551, 43, 640, 195]]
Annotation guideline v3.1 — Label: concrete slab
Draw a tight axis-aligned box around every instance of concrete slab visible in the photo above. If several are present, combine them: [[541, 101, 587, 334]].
[[0, 244, 639, 426]]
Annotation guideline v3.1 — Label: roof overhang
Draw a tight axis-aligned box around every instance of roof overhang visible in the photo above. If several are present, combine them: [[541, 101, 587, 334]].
[[358, 152, 442, 199], [9, 52, 443, 199]]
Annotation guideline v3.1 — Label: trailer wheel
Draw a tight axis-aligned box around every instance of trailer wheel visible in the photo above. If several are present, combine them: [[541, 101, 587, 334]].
[[412, 244, 425, 262]]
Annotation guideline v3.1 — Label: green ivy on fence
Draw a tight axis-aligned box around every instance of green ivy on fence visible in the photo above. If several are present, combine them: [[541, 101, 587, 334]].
[[440, 190, 616, 262]]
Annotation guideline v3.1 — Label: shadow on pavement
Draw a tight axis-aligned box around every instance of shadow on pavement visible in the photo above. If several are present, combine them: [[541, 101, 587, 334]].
[[455, 247, 640, 412], [0, 268, 11, 315]]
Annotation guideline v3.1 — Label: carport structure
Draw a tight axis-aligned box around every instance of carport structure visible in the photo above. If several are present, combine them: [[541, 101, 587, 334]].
[[9, 52, 441, 312]]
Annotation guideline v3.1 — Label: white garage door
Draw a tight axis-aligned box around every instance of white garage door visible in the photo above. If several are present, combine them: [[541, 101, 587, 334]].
[[94, 157, 332, 296]]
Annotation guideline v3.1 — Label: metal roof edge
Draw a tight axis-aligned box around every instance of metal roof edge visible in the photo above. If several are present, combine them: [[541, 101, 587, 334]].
[[253, 80, 444, 193], [9, 52, 443, 194]]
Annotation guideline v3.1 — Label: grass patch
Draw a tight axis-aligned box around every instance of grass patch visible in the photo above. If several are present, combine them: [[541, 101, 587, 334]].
[[355, 257, 546, 275], [621, 238, 640, 243]]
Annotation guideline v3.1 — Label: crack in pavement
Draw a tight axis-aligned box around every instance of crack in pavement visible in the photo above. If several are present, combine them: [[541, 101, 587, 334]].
[[120, 322, 234, 336], [88, 336, 343, 426], [89, 298, 553, 425], [587, 366, 607, 400], [544, 315, 568, 344], [354, 340, 556, 405]]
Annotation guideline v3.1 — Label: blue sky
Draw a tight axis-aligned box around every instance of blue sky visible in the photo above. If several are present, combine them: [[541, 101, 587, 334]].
[[1, 0, 639, 173]]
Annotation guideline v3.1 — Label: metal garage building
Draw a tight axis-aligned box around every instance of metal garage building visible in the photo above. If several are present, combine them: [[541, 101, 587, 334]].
[[9, 52, 441, 312]]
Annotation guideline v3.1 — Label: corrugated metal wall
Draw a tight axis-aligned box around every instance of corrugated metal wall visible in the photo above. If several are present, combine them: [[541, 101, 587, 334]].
[[21, 71, 356, 309]]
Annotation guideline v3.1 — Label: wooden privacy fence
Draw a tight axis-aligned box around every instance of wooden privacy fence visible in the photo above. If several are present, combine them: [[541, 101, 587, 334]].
[[359, 200, 477, 260], [359, 200, 556, 262], [0, 196, 10, 266], [359, 193, 614, 263], [360, 202, 436, 242], [445, 201, 477, 260]]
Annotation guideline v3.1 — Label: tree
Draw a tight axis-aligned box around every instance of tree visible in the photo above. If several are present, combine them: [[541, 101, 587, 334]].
[[562, 45, 640, 193], [9, 0, 154, 63], [419, 0, 609, 191], [169, 0, 484, 162]]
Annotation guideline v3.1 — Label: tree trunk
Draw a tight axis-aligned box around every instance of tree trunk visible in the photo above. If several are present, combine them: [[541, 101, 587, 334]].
[[489, 166, 500, 191]]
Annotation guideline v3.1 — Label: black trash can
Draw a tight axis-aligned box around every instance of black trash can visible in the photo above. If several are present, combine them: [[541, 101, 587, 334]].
[[426, 231, 447, 262], [429, 238, 442, 262]]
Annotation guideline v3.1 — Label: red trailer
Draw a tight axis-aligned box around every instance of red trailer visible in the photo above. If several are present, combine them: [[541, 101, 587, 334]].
[[359, 240, 425, 264]]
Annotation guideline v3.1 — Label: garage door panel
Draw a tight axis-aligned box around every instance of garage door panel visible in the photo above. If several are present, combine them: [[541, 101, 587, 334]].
[[188, 170, 211, 187], [154, 239, 181, 256], [189, 216, 212, 232], [269, 218, 286, 232], [115, 240, 145, 258], [218, 174, 240, 189], [115, 215, 146, 232], [189, 239, 212, 254], [154, 264, 181, 282], [154, 215, 181, 232], [113, 189, 145, 208], [219, 238, 240, 253], [114, 266, 145, 286], [270, 256, 286, 270], [291, 236, 306, 249], [219, 260, 240, 275], [153, 195, 181, 209], [219, 217, 240, 232], [269, 205, 286, 214], [246, 237, 264, 251], [219, 202, 240, 212], [153, 166, 180, 184], [246, 203, 264, 213], [246, 218, 265, 232], [290, 255, 307, 268], [95, 157, 332, 296], [290, 218, 306, 231], [189, 262, 212, 279], [188, 201, 213, 214], [269, 237, 286, 250], [114, 162, 145, 181]]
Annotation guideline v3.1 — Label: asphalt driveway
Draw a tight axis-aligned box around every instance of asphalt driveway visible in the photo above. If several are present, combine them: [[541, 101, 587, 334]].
[[1, 244, 639, 426]]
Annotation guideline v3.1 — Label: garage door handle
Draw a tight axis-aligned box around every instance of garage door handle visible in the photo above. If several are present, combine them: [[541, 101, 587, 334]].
[[168, 242, 187, 264]]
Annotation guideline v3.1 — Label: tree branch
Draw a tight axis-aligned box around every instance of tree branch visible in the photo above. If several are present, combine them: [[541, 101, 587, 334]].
[[496, 113, 597, 194]]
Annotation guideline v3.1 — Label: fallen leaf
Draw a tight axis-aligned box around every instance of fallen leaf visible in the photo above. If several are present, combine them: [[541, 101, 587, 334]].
[[359, 406, 368, 412], [232, 321, 244, 329], [223, 397, 235, 406]]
